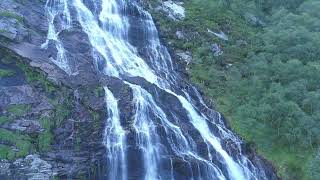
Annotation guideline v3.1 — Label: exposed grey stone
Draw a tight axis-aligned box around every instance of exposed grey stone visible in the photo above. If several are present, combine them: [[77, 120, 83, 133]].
[[176, 51, 192, 65], [211, 43, 223, 56], [12, 154, 55, 180], [2, 119, 44, 134], [245, 13, 266, 27], [0, 85, 38, 108], [31, 99, 54, 114], [157, 1, 185, 21], [0, 160, 11, 177], [175, 31, 185, 40], [0, 18, 19, 40]]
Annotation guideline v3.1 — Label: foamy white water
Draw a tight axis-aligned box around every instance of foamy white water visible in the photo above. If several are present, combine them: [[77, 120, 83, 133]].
[[43, 0, 270, 179]]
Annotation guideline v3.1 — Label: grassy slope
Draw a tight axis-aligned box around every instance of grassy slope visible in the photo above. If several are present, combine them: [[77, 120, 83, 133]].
[[151, 0, 319, 179]]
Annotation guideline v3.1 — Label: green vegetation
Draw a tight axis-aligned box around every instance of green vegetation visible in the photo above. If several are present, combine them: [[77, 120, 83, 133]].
[[0, 48, 73, 159], [0, 116, 12, 125], [0, 129, 33, 159], [38, 116, 53, 152], [0, 11, 24, 23], [0, 68, 15, 77], [7, 104, 31, 117], [151, 0, 320, 179], [94, 86, 105, 97]]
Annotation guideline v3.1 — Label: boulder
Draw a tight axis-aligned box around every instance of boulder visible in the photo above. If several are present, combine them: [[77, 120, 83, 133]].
[[175, 31, 185, 40], [157, 1, 185, 21], [211, 43, 223, 56], [176, 51, 192, 65]]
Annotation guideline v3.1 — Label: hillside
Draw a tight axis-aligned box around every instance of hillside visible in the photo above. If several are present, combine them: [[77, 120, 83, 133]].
[[147, 0, 320, 179]]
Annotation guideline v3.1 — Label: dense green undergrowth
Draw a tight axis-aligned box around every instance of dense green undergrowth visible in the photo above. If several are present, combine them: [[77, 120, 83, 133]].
[[151, 0, 320, 179]]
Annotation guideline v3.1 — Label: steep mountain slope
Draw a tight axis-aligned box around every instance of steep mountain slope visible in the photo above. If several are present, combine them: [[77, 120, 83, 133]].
[[145, 0, 320, 179], [0, 0, 278, 179]]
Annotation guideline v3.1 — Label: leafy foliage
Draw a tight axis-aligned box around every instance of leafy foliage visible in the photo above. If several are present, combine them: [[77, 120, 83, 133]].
[[151, 0, 320, 179]]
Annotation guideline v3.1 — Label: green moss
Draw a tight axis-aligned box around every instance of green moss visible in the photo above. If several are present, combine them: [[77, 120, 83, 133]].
[[94, 86, 104, 97], [38, 116, 53, 152], [0, 116, 12, 125], [90, 109, 102, 131], [0, 69, 15, 77], [7, 104, 31, 117], [0, 11, 24, 23], [54, 103, 71, 126], [0, 144, 15, 160], [0, 129, 33, 159]]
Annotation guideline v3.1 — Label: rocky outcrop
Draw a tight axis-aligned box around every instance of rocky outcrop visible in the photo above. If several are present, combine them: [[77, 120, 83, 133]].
[[0, 0, 99, 87], [0, 85, 37, 108], [0, 46, 108, 179], [0, 0, 107, 175], [11, 154, 54, 180], [156, 1, 185, 21], [176, 51, 192, 65], [0, 18, 28, 41], [1, 119, 44, 134], [211, 43, 224, 56]]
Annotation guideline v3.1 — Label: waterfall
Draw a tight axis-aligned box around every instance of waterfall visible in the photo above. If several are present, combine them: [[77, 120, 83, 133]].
[[104, 87, 127, 180], [42, 0, 73, 75], [43, 0, 271, 179]]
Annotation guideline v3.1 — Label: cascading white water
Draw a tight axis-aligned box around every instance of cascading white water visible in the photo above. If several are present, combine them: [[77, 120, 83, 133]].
[[73, 0, 160, 85], [127, 83, 228, 180], [129, 83, 161, 180], [44, 0, 271, 179], [104, 87, 127, 180], [42, 0, 73, 75]]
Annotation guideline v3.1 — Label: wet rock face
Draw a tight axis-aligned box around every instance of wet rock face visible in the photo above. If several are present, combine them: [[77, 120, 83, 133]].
[[0, 0, 106, 178], [0, 85, 37, 108], [1, 119, 44, 134], [0, 46, 105, 180], [0, 0, 99, 88], [0, 18, 28, 41]]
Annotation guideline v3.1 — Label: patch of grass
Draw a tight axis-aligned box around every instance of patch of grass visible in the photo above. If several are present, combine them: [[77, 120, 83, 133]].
[[0, 68, 15, 77]]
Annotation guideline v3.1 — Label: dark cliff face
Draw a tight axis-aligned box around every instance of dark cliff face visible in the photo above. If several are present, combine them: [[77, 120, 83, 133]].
[[0, 0, 278, 179], [0, 0, 108, 179]]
